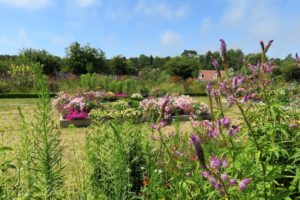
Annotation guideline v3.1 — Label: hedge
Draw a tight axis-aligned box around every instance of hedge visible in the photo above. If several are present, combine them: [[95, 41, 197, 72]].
[[0, 93, 57, 98], [182, 92, 207, 97]]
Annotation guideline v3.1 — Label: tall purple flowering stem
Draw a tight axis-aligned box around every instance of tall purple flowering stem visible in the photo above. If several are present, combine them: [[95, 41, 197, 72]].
[[220, 39, 228, 72], [230, 89, 268, 200]]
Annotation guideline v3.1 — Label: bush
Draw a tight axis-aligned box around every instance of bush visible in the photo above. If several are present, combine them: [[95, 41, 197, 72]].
[[0, 93, 57, 98], [0, 82, 10, 93]]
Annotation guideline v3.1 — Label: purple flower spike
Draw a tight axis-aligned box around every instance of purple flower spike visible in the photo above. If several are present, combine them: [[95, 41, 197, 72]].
[[260, 41, 265, 51], [238, 178, 252, 191], [232, 77, 238, 91], [229, 178, 237, 186], [265, 40, 274, 51], [190, 134, 206, 169], [191, 134, 200, 145], [211, 56, 219, 69], [219, 39, 227, 59], [210, 156, 222, 170], [206, 82, 212, 94]]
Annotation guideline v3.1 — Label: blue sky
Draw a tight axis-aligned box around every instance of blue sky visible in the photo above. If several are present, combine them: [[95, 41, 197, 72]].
[[0, 0, 299, 58]]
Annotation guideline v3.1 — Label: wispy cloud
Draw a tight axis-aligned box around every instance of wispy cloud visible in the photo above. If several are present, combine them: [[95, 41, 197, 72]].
[[73, 0, 101, 8], [0, 0, 51, 10], [161, 31, 182, 49], [198, 0, 296, 57], [134, 0, 188, 19]]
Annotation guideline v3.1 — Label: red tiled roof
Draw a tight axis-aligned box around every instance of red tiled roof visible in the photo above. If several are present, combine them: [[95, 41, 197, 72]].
[[198, 70, 226, 81]]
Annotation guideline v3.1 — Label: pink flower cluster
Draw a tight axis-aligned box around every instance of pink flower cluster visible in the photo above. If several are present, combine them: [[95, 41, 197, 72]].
[[140, 95, 209, 120], [52, 90, 106, 120], [65, 109, 89, 120]]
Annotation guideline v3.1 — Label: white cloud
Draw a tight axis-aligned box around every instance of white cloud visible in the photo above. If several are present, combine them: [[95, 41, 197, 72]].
[[199, 0, 300, 58], [161, 31, 182, 49], [73, 0, 101, 8], [135, 0, 188, 19], [0, 0, 50, 10]]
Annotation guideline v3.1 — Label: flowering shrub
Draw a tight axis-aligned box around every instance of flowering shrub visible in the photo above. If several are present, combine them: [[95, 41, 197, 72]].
[[140, 95, 209, 122], [51, 90, 106, 120]]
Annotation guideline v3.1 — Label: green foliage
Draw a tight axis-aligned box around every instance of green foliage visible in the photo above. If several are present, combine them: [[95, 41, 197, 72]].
[[80, 73, 97, 89], [86, 123, 146, 199], [18, 48, 61, 75], [0, 146, 16, 199], [0, 82, 9, 93], [16, 65, 64, 199], [90, 101, 142, 122], [165, 56, 200, 79], [65, 42, 106, 74]]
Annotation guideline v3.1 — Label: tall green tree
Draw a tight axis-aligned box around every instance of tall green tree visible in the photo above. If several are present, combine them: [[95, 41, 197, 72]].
[[164, 56, 200, 79], [65, 42, 106, 74], [110, 55, 129, 75], [18, 48, 61, 75]]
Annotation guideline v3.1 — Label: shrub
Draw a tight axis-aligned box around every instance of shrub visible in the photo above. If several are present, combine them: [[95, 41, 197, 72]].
[[0, 82, 10, 93]]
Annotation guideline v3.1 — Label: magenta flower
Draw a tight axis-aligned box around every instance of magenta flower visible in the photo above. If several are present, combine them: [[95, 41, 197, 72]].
[[201, 171, 210, 178], [218, 118, 231, 130], [65, 110, 88, 120], [238, 178, 252, 191], [221, 173, 228, 181], [229, 178, 237, 186], [210, 156, 223, 170]]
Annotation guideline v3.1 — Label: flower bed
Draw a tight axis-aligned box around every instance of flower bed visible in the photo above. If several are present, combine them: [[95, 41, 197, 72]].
[[90, 100, 142, 123], [140, 95, 209, 122], [52, 91, 117, 127], [52, 91, 143, 127]]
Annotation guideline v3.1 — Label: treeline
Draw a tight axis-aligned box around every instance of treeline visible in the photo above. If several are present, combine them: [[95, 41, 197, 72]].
[[0, 42, 299, 81]]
